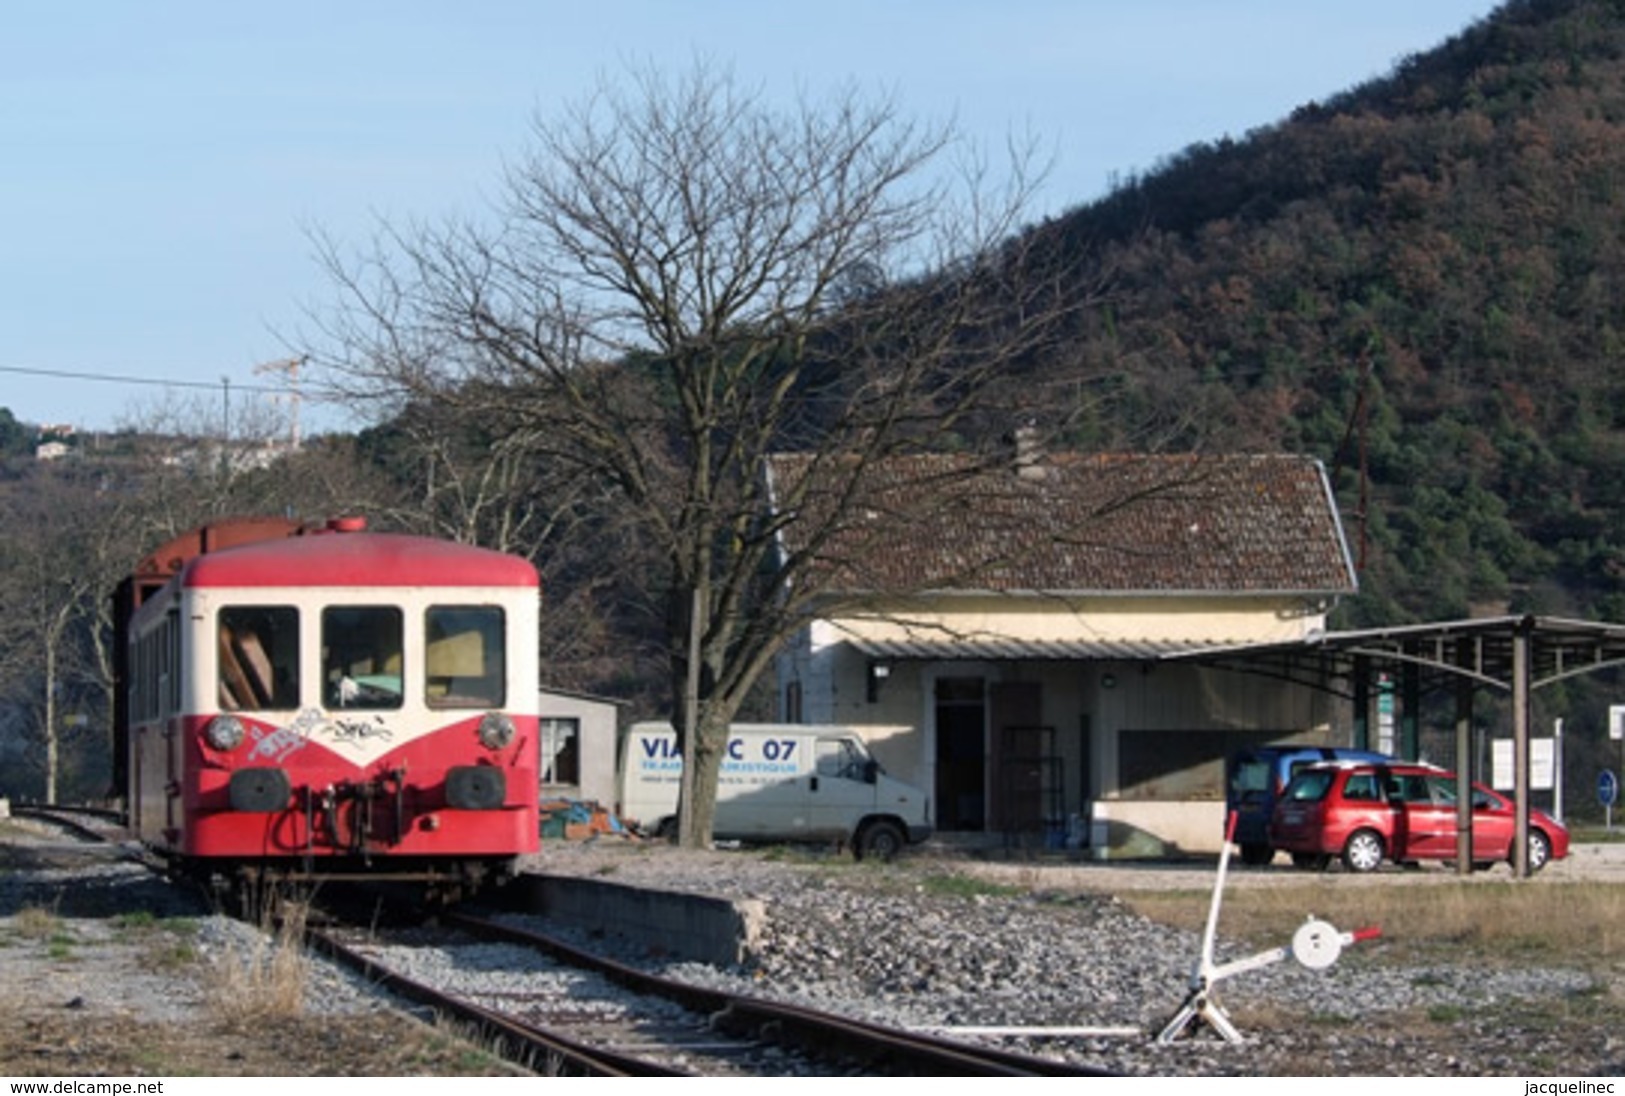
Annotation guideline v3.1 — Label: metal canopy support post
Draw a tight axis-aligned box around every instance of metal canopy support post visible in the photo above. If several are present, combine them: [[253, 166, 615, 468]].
[[1513, 617, 1532, 878], [1401, 647, 1421, 760], [1454, 637, 1475, 876], [1351, 655, 1371, 751]]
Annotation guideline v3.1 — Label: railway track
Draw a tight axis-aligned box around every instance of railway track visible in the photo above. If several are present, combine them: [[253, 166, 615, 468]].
[[7, 802, 132, 846], [8, 806, 1111, 1075], [307, 908, 1110, 1077]]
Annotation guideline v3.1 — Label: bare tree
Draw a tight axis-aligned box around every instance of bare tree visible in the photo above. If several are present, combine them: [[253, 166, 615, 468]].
[[0, 413, 414, 803], [309, 62, 1098, 844], [0, 463, 126, 801]]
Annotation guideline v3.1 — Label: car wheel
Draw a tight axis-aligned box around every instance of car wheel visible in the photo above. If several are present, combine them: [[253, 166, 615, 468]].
[[1239, 843, 1274, 867], [854, 820, 906, 862], [1341, 829, 1385, 873], [1525, 829, 1552, 874], [1290, 852, 1330, 871]]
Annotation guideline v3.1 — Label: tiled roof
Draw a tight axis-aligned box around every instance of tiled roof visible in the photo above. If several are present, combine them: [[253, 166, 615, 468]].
[[765, 451, 1357, 596]]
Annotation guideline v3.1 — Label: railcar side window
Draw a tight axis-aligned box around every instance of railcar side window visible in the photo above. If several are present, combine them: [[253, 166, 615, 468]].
[[219, 607, 300, 711], [323, 607, 404, 709], [425, 606, 506, 708]]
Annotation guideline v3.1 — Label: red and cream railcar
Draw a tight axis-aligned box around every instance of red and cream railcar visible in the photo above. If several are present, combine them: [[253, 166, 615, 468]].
[[115, 517, 539, 890]]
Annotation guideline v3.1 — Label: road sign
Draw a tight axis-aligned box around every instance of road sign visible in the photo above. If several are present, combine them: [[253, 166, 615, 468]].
[[1600, 769, 1619, 809]]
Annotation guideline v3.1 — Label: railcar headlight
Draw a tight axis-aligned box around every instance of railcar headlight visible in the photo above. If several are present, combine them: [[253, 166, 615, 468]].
[[477, 712, 516, 750], [204, 714, 246, 752]]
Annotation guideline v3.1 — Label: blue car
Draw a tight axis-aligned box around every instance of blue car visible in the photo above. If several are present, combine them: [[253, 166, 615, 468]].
[[1226, 746, 1390, 865]]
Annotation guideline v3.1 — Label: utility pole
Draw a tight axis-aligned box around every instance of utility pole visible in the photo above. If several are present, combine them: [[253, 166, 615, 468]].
[[220, 376, 231, 478]]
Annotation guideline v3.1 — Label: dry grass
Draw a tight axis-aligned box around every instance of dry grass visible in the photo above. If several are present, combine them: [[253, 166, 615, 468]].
[[10, 905, 78, 960], [12, 905, 60, 940], [115, 910, 201, 971], [206, 900, 311, 1020], [1123, 880, 1625, 964]]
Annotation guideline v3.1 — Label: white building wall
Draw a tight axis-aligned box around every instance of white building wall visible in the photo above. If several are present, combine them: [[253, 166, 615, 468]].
[[773, 592, 1342, 856]]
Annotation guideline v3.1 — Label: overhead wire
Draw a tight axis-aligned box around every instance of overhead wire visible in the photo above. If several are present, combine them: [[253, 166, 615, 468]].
[[0, 363, 296, 397]]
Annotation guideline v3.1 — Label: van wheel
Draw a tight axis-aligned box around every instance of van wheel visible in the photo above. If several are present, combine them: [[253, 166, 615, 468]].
[[1341, 829, 1385, 873], [1238, 843, 1273, 866], [854, 820, 906, 862]]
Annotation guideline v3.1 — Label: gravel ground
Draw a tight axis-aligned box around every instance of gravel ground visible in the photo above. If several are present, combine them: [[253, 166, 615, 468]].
[[0, 827, 515, 1077], [524, 839, 1625, 1076], [2, 820, 1622, 1077]]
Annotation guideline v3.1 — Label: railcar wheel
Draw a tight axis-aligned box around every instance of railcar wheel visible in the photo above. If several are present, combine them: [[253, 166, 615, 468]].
[[1341, 829, 1386, 873], [854, 820, 906, 862]]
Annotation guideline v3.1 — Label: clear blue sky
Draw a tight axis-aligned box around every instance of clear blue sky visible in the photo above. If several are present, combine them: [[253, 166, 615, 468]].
[[1, 1, 1503, 437]]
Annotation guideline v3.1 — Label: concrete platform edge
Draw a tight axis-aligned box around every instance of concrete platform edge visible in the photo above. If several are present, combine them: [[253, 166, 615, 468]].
[[517, 872, 765, 967]]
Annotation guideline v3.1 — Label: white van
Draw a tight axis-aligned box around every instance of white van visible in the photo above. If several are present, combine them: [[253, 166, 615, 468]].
[[618, 723, 932, 860]]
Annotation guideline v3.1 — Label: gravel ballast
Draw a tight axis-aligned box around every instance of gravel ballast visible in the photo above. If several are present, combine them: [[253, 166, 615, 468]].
[[518, 840, 1624, 1076], [3, 824, 1621, 1076]]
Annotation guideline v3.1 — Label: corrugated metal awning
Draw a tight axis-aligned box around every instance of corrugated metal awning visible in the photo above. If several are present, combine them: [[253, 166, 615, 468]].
[[847, 636, 1247, 662]]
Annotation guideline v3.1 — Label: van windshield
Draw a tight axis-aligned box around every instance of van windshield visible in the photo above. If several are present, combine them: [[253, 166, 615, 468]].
[[817, 738, 869, 780]]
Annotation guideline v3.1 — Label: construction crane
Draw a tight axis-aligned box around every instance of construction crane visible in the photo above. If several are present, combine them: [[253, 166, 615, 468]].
[[253, 356, 306, 450]]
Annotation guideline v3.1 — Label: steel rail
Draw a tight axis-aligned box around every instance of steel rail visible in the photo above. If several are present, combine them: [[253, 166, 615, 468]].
[[446, 910, 1112, 1077], [8, 803, 130, 846], [305, 924, 689, 1077]]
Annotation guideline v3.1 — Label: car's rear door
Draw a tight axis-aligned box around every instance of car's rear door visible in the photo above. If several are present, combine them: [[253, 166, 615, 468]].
[[1469, 786, 1515, 859]]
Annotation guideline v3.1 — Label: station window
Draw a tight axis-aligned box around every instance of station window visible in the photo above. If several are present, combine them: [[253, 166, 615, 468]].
[[323, 606, 403, 709], [424, 606, 506, 708], [541, 717, 580, 786], [219, 607, 300, 711]]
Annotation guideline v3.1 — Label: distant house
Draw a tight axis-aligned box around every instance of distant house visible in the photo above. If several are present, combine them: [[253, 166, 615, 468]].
[[33, 423, 77, 461], [768, 449, 1359, 856]]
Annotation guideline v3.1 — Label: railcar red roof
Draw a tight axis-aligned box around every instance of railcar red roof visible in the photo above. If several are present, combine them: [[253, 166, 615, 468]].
[[182, 532, 539, 589]]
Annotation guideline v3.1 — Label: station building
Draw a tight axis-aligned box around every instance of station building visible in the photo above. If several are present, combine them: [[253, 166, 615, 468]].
[[768, 448, 1359, 857]]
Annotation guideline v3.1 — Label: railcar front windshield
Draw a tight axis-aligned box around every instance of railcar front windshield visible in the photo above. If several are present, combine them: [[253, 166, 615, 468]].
[[425, 606, 506, 708], [323, 606, 404, 709], [218, 606, 300, 711]]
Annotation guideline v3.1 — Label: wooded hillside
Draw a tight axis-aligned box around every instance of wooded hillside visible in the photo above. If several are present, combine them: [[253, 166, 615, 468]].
[[1031, 0, 1625, 628]]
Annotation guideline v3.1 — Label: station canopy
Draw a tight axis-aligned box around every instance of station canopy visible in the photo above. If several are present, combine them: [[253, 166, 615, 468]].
[[1172, 614, 1625, 698], [852, 615, 1625, 697]]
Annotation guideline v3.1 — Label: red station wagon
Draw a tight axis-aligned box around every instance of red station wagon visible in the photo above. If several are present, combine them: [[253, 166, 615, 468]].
[[1268, 761, 1570, 873]]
